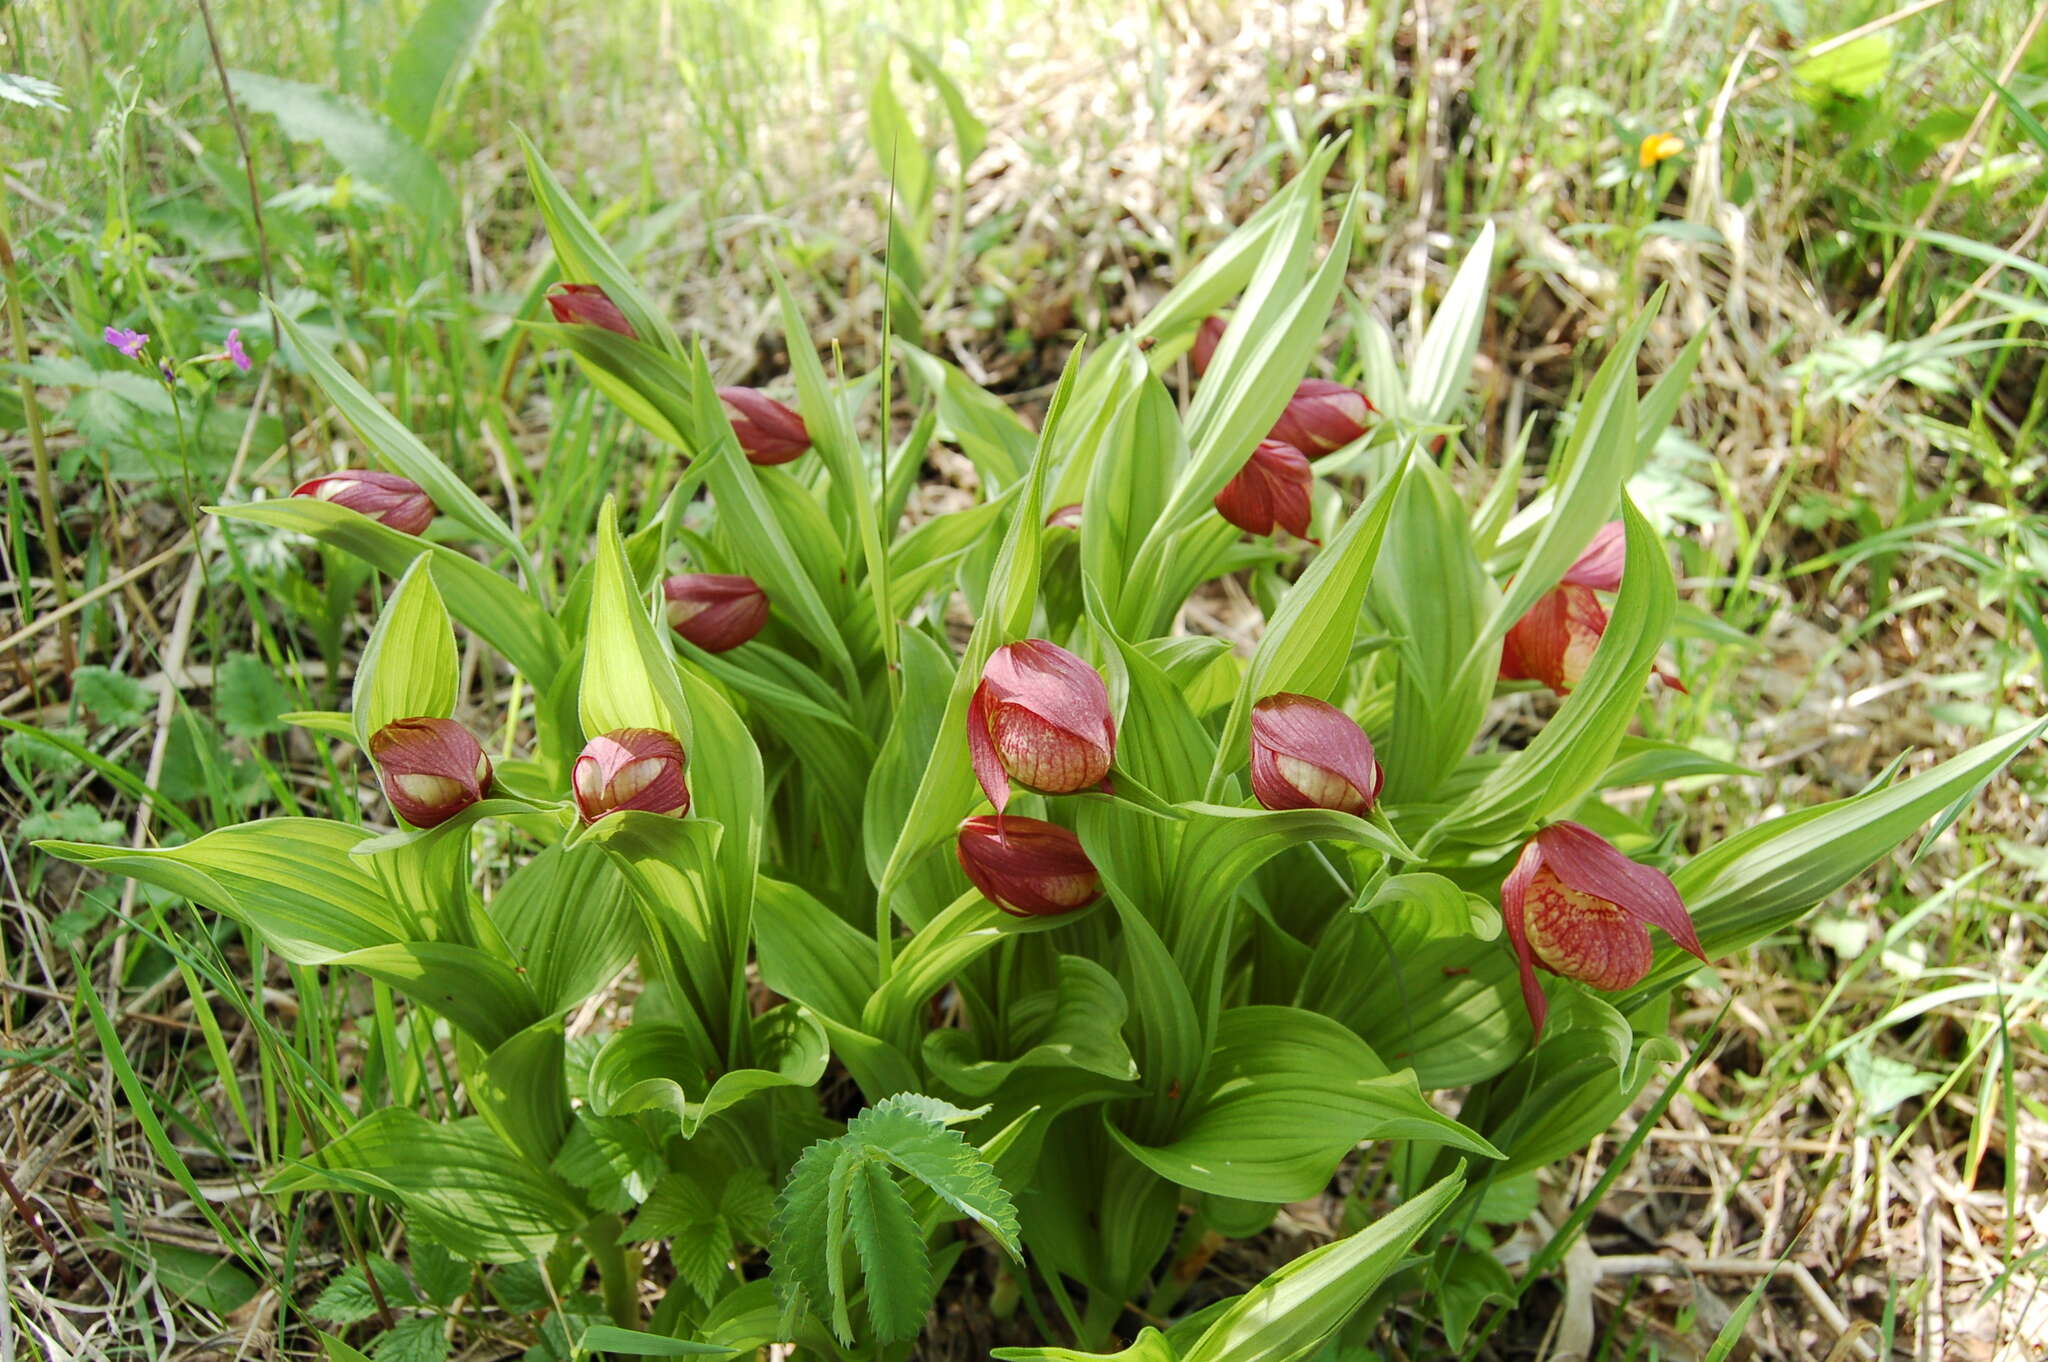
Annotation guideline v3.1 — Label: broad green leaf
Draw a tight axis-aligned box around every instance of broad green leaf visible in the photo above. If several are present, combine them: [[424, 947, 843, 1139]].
[[352, 557, 457, 749], [574, 1326, 731, 1358], [754, 877, 880, 1026], [895, 37, 988, 166], [382, 0, 504, 145], [1405, 222, 1495, 424], [580, 497, 691, 741], [267, 1111, 582, 1262], [1794, 32, 1892, 102], [899, 344, 1032, 488], [1626, 717, 2048, 999], [125, 1240, 261, 1314], [924, 955, 1139, 1095], [38, 820, 404, 962], [467, 1018, 569, 1169], [1109, 1008, 1496, 1202], [327, 942, 540, 1051], [1207, 449, 1410, 790], [489, 843, 637, 1013], [864, 890, 1081, 1048], [862, 626, 956, 886], [209, 498, 564, 690], [1434, 496, 1675, 845], [270, 310, 534, 579], [586, 1006, 828, 1138], [1439, 1249, 1516, 1350], [867, 61, 932, 216], [516, 129, 679, 354], [1178, 1172, 1466, 1362], [552, 1114, 663, 1214], [230, 72, 455, 227]]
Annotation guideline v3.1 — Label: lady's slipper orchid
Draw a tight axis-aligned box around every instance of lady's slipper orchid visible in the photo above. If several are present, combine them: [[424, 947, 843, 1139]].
[[1502, 821, 1707, 1035], [663, 573, 769, 652], [1214, 439, 1314, 539], [717, 387, 810, 465], [968, 640, 1115, 812], [573, 728, 691, 823], [292, 470, 438, 535], [1190, 314, 1226, 377], [1268, 379, 1373, 457], [545, 283, 637, 338], [955, 815, 1101, 917], [1249, 693, 1383, 816], [369, 717, 492, 828], [1498, 521, 1683, 695]]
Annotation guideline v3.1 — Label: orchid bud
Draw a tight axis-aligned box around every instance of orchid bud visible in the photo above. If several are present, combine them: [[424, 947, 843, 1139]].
[[369, 717, 492, 828], [1190, 314, 1226, 377], [1267, 379, 1373, 458], [573, 728, 690, 823], [663, 573, 769, 652], [1497, 583, 1608, 696], [546, 283, 637, 338], [1498, 522, 1685, 696], [955, 814, 1101, 917], [1214, 439, 1314, 539], [968, 640, 1115, 813], [293, 470, 438, 535], [717, 387, 811, 465], [1045, 503, 1084, 531], [1248, 693, 1383, 816], [1502, 821, 1707, 1036]]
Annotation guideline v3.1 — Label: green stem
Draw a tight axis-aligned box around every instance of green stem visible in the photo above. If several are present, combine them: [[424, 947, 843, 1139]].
[[581, 1214, 640, 1329]]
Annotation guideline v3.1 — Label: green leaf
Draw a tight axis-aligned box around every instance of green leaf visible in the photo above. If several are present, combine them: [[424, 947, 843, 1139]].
[[867, 61, 932, 216], [71, 665, 152, 726], [574, 1325, 732, 1357], [899, 344, 1032, 488], [368, 1316, 449, 1362], [847, 1156, 931, 1343], [270, 310, 534, 579], [409, 1236, 471, 1309], [1207, 451, 1410, 789], [492, 843, 637, 1014], [352, 557, 457, 748], [309, 1258, 417, 1324], [37, 819, 405, 963], [267, 1111, 583, 1263], [516, 129, 679, 354], [209, 498, 564, 691], [895, 37, 987, 166], [580, 497, 692, 741], [1405, 222, 1495, 425], [1439, 1249, 1515, 1350], [555, 1115, 664, 1214], [215, 653, 297, 742], [770, 1137, 841, 1332], [1794, 32, 1892, 102], [1842, 1041, 1941, 1116], [1109, 1008, 1499, 1202], [382, 0, 504, 145], [326, 942, 540, 1051], [844, 1096, 1021, 1255], [1628, 718, 2048, 998], [134, 1240, 262, 1314], [229, 71, 455, 227], [924, 954, 1139, 1095]]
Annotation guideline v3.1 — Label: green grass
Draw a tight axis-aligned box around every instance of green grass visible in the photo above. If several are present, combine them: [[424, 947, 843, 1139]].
[[4, 0, 2045, 1355]]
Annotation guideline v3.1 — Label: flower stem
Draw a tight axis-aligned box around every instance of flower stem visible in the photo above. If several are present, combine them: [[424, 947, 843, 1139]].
[[580, 1214, 641, 1329]]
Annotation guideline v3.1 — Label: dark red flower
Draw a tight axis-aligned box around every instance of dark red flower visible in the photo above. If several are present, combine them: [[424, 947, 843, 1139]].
[[955, 815, 1101, 917], [1045, 503, 1084, 531], [292, 470, 437, 536], [1501, 821, 1707, 1036], [1248, 693, 1382, 816], [1268, 379, 1373, 458], [545, 283, 636, 338], [573, 728, 690, 823], [369, 717, 492, 828], [1214, 439, 1315, 539], [663, 573, 769, 652], [968, 641, 1115, 813], [717, 387, 810, 465]]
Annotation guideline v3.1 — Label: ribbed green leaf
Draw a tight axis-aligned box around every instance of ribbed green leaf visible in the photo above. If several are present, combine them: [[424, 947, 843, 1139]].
[[352, 557, 457, 748]]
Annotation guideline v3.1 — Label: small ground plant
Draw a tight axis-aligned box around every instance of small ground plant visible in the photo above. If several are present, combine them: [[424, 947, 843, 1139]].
[[39, 137, 2043, 1360]]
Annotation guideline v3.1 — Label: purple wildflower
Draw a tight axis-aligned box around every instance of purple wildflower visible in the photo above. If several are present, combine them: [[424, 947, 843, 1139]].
[[225, 328, 251, 372], [104, 326, 149, 360]]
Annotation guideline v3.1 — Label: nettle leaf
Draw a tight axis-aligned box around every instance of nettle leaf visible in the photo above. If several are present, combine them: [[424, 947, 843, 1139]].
[[408, 1236, 471, 1309], [71, 666, 152, 726], [772, 1096, 1019, 1345], [367, 1315, 449, 1362], [309, 1257, 419, 1324], [216, 653, 297, 742], [352, 556, 457, 748], [847, 1156, 930, 1342], [229, 72, 455, 227]]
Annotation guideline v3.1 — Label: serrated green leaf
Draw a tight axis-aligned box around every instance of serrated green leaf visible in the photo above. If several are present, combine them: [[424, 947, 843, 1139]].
[[770, 1137, 840, 1322], [553, 1114, 663, 1215], [71, 665, 152, 726], [309, 1258, 417, 1323], [408, 1235, 471, 1309], [846, 1157, 930, 1343], [846, 1097, 1020, 1255], [368, 1315, 449, 1362], [216, 653, 296, 742]]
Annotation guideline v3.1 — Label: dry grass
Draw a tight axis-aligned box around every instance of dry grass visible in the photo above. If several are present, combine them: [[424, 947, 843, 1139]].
[[5, 0, 2046, 1357]]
